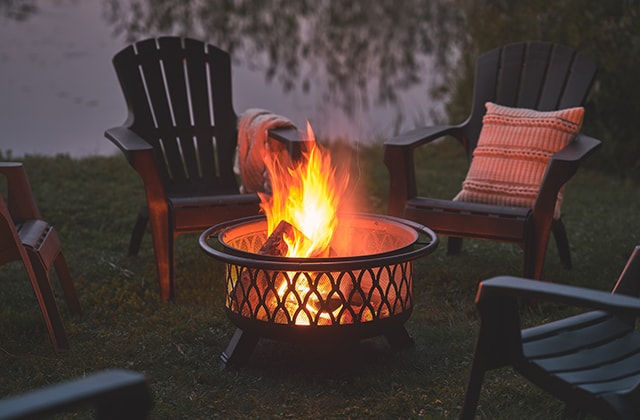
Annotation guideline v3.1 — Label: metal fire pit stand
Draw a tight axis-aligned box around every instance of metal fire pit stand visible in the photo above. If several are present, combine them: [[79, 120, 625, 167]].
[[199, 214, 438, 368]]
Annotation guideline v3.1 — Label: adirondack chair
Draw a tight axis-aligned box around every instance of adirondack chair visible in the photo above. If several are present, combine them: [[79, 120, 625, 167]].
[[106, 37, 307, 301], [384, 41, 601, 280], [461, 245, 640, 419], [0, 369, 153, 419], [0, 162, 82, 352]]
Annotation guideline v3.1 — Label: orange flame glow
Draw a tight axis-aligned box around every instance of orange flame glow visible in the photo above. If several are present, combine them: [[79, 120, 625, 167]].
[[259, 122, 349, 258], [257, 122, 351, 325]]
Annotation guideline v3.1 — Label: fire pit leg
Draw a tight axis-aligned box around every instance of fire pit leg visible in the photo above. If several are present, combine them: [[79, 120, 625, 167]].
[[220, 328, 259, 369], [384, 326, 414, 351]]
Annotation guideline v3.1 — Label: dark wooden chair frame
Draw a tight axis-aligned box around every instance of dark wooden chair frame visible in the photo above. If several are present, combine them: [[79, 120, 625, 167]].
[[106, 37, 307, 301], [384, 41, 601, 280], [0, 162, 81, 352], [461, 245, 640, 419], [0, 369, 152, 419]]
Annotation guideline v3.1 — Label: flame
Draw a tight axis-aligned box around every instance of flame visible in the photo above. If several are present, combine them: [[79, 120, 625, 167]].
[[258, 122, 350, 325], [259, 122, 348, 258]]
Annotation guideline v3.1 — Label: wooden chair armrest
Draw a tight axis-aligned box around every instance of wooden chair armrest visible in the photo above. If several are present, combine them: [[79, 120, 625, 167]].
[[0, 369, 153, 419], [550, 133, 602, 164], [383, 125, 461, 216], [104, 126, 165, 203], [0, 162, 24, 170], [477, 276, 640, 318], [104, 126, 153, 164], [267, 126, 314, 161], [0, 162, 41, 221], [547, 134, 602, 179], [533, 133, 602, 218], [383, 124, 459, 149]]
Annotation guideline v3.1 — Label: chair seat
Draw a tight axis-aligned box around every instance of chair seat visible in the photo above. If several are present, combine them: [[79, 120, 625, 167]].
[[406, 197, 530, 241], [521, 312, 640, 397], [0, 369, 152, 419], [523, 311, 632, 359], [170, 193, 262, 234]]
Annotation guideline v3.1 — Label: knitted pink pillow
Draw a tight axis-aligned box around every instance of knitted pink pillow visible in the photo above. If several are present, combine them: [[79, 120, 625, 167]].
[[453, 102, 584, 219]]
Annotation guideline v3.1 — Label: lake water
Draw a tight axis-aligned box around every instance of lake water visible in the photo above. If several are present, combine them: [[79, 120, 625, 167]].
[[0, 1, 438, 158]]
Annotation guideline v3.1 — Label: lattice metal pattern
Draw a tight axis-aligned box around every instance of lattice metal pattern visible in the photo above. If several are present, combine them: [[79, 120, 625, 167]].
[[219, 217, 417, 326], [224, 261, 413, 326]]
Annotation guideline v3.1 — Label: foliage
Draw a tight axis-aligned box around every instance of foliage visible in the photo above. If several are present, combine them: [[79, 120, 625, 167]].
[[100, 0, 640, 180], [101, 0, 455, 120], [0, 146, 638, 418], [4, 0, 639, 178], [436, 0, 640, 181], [0, 0, 38, 21]]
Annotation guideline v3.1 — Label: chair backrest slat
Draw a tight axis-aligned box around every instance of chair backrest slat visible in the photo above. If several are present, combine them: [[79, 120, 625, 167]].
[[465, 48, 501, 154], [495, 42, 526, 106], [559, 52, 597, 109], [112, 37, 240, 196], [537, 44, 575, 110], [207, 43, 239, 186], [517, 42, 553, 109], [462, 41, 596, 158], [157, 38, 199, 183], [181, 38, 214, 184]]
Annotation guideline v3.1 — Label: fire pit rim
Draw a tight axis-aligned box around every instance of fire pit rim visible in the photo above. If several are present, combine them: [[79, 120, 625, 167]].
[[198, 213, 439, 271]]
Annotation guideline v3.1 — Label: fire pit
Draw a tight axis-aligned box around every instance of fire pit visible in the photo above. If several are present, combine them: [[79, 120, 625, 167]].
[[199, 212, 438, 367]]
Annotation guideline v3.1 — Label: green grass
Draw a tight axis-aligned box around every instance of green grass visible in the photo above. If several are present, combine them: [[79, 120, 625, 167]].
[[1, 140, 638, 419]]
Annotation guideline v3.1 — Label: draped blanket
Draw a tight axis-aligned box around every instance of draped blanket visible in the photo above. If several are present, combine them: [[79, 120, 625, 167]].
[[234, 108, 297, 194]]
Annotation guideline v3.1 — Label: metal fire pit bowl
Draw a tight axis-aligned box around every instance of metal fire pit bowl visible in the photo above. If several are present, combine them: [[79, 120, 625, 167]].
[[199, 213, 438, 367]]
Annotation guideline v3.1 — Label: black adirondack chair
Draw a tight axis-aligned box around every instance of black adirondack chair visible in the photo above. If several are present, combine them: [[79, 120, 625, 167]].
[[461, 245, 640, 419], [0, 369, 152, 419], [0, 162, 82, 352], [106, 37, 306, 301], [384, 41, 601, 280]]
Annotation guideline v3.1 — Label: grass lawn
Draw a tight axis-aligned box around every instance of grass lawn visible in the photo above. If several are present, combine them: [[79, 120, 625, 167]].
[[1, 139, 638, 419]]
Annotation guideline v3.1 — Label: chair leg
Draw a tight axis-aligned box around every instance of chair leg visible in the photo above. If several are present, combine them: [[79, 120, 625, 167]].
[[53, 253, 82, 315], [147, 205, 175, 301], [461, 313, 494, 419], [460, 362, 486, 420], [447, 237, 463, 255], [524, 221, 554, 280], [552, 218, 572, 269], [462, 296, 522, 419], [25, 252, 70, 352], [128, 205, 148, 256]]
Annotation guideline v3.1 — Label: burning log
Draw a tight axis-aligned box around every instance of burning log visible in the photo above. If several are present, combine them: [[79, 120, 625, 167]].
[[257, 220, 299, 257], [259, 219, 337, 258]]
